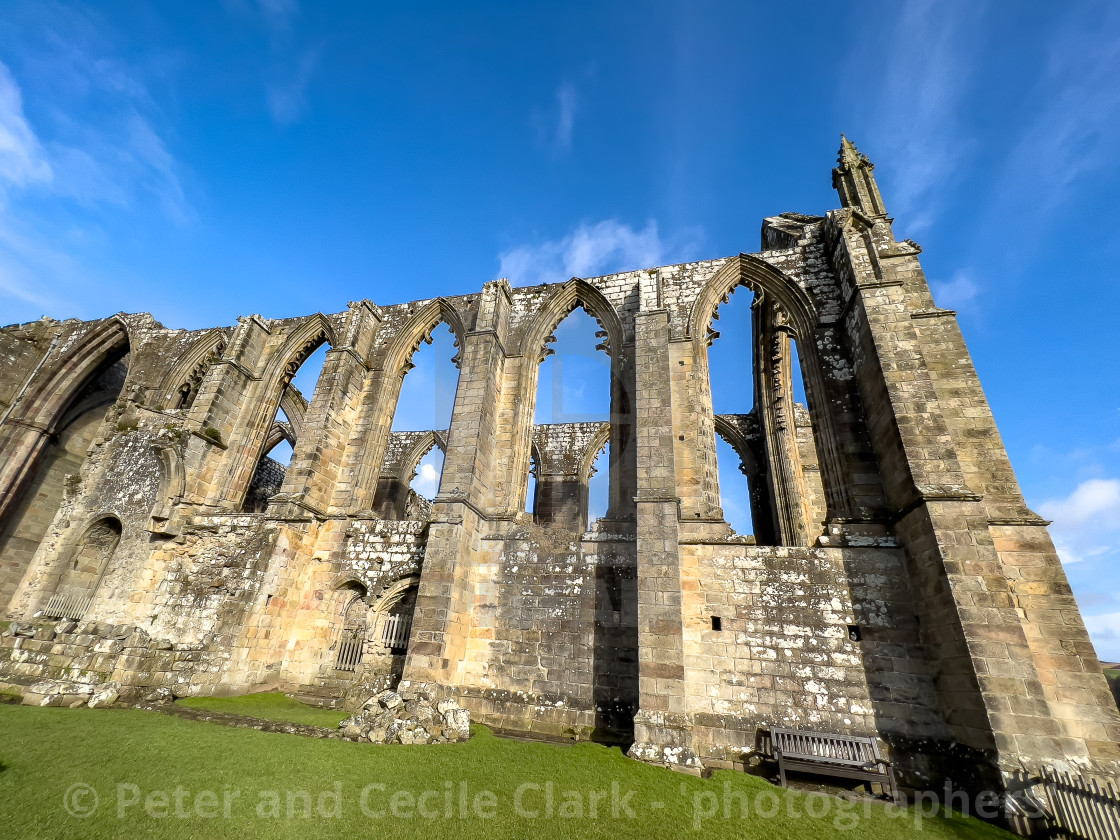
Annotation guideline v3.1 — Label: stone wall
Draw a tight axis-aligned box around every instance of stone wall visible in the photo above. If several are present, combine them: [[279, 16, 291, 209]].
[[0, 138, 1117, 793]]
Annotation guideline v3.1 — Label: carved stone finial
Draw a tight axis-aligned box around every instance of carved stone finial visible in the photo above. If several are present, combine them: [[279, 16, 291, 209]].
[[832, 134, 887, 218]]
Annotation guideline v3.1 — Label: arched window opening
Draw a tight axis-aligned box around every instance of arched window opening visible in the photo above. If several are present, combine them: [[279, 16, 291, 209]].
[[289, 343, 329, 403], [588, 441, 610, 525], [333, 583, 368, 672], [242, 435, 292, 513], [524, 450, 538, 515], [0, 350, 129, 613], [240, 334, 329, 512], [705, 284, 756, 536], [790, 339, 808, 406], [392, 324, 460, 432], [404, 443, 444, 520], [535, 308, 610, 424], [714, 434, 755, 537], [706, 284, 755, 415], [43, 516, 122, 620]]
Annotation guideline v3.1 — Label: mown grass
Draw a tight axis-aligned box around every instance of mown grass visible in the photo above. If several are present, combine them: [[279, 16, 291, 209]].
[[177, 691, 349, 728], [0, 704, 1012, 840]]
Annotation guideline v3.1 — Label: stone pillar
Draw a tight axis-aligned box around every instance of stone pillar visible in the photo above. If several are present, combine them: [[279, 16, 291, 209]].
[[269, 301, 381, 518], [829, 136, 1120, 780], [188, 314, 273, 507], [403, 280, 510, 684], [753, 297, 811, 545], [628, 289, 701, 771]]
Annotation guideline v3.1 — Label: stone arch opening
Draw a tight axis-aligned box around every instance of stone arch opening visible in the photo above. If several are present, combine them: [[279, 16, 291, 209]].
[[0, 322, 130, 613], [515, 281, 631, 523], [349, 304, 464, 513], [42, 516, 122, 620], [160, 328, 226, 410], [689, 257, 833, 544], [331, 580, 369, 673]]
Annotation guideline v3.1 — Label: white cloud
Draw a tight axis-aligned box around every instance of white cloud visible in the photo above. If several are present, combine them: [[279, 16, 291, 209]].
[[839, 0, 981, 232], [499, 219, 665, 285], [930, 270, 979, 310], [412, 462, 440, 498], [1039, 478, 1120, 564], [0, 61, 52, 191]]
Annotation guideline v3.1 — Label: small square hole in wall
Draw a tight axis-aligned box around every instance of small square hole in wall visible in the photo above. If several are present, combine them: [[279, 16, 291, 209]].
[[679, 435, 685, 441], [847, 624, 861, 642], [711, 616, 722, 631]]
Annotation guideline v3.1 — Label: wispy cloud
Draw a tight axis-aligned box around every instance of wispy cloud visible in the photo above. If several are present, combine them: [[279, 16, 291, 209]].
[[983, 2, 1120, 231], [533, 81, 579, 154], [929, 270, 980, 311], [839, 0, 982, 232], [266, 47, 320, 125], [0, 5, 191, 317], [499, 219, 669, 285], [0, 62, 53, 192], [257, 0, 298, 29], [230, 0, 320, 125], [1039, 477, 1120, 565]]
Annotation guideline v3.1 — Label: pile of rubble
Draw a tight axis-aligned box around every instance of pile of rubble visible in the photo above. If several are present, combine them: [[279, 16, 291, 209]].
[[340, 682, 470, 745]]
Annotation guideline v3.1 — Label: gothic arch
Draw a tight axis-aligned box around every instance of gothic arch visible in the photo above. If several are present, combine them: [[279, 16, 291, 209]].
[[712, 415, 760, 480], [518, 278, 624, 362], [0, 316, 132, 525], [263, 421, 297, 454], [688, 256, 858, 529], [346, 300, 465, 512], [398, 430, 447, 487], [579, 423, 612, 483], [157, 327, 227, 409], [8, 316, 132, 435], [222, 313, 336, 509], [264, 313, 337, 389], [278, 386, 308, 439], [686, 255, 817, 347], [379, 298, 466, 380], [509, 280, 628, 520]]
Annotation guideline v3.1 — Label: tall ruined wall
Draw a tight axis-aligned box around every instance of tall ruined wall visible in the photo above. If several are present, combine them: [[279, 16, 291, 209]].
[[1, 139, 1118, 793]]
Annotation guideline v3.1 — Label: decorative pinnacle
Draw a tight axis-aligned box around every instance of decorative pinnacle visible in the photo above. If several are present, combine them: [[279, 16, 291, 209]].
[[837, 134, 873, 171]]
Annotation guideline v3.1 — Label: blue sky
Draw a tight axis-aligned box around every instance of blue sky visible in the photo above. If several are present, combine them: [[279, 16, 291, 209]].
[[2, 2, 1119, 656]]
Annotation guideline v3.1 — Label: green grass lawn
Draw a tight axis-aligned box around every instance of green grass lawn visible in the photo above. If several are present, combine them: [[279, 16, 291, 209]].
[[0, 704, 1012, 840], [177, 691, 349, 728]]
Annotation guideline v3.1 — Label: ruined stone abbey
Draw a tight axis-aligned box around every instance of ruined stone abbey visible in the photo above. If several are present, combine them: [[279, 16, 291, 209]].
[[2, 139, 1118, 791]]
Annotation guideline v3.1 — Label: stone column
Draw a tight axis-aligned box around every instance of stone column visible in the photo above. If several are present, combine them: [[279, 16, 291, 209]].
[[403, 280, 510, 684], [269, 301, 380, 518], [628, 290, 702, 771]]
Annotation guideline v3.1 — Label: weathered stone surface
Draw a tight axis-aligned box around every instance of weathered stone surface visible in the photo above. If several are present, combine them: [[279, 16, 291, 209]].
[[87, 681, 121, 708], [341, 694, 470, 745], [0, 138, 1116, 793]]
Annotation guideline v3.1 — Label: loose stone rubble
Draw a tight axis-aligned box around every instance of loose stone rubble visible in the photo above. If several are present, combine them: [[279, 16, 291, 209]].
[[340, 683, 471, 745]]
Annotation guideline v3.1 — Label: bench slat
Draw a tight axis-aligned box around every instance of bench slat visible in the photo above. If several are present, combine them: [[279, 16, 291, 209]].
[[770, 727, 897, 803]]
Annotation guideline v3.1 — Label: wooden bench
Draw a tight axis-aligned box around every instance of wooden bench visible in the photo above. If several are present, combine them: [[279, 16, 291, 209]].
[[770, 727, 899, 802]]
